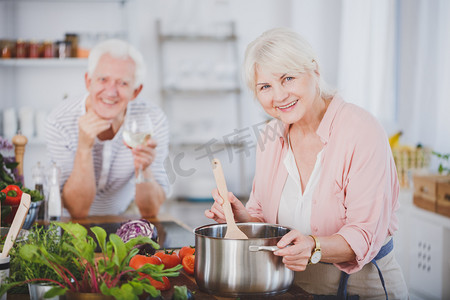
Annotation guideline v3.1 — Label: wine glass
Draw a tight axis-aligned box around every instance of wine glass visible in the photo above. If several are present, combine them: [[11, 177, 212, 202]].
[[122, 111, 154, 184]]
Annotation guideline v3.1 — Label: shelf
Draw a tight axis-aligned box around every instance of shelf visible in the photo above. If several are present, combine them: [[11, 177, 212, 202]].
[[0, 0, 127, 3], [0, 58, 88, 67], [162, 87, 240, 95], [159, 34, 237, 42], [157, 20, 248, 196]]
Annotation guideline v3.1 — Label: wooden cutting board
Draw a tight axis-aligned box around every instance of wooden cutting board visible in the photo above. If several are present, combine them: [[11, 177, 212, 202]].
[[161, 270, 313, 300]]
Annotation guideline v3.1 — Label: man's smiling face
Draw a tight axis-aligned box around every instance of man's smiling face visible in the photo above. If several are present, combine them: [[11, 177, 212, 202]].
[[85, 53, 140, 121]]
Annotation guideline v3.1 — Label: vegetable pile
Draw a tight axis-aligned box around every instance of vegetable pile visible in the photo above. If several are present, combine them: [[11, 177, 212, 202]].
[[0, 183, 44, 226], [0, 222, 183, 300], [116, 219, 158, 255], [128, 245, 196, 293], [119, 219, 197, 296], [1, 137, 44, 226]]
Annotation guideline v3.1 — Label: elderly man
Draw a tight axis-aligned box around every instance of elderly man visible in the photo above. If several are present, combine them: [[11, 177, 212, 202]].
[[46, 39, 169, 218]]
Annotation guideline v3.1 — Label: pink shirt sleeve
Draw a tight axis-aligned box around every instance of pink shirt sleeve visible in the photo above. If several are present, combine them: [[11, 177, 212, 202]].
[[312, 104, 399, 273]]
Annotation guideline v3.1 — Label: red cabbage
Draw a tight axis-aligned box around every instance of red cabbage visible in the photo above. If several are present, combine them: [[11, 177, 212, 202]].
[[116, 219, 158, 255]]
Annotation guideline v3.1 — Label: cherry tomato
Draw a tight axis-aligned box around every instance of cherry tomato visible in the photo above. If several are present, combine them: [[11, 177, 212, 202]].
[[129, 254, 162, 270], [155, 251, 181, 269], [179, 246, 195, 261], [182, 254, 195, 275], [144, 275, 171, 291]]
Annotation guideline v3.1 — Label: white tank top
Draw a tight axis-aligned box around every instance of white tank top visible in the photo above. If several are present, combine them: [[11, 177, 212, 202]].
[[277, 139, 323, 234]]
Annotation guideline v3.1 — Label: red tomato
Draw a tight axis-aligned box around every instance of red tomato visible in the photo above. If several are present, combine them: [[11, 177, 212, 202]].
[[144, 275, 171, 291], [182, 254, 195, 275], [129, 254, 162, 270], [179, 246, 195, 261], [155, 251, 181, 269]]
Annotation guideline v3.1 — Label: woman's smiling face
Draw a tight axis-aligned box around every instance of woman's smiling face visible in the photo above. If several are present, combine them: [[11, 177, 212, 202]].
[[255, 65, 318, 125]]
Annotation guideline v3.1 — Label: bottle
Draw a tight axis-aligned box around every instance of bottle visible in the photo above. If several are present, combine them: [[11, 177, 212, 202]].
[[47, 162, 62, 220], [32, 161, 47, 222]]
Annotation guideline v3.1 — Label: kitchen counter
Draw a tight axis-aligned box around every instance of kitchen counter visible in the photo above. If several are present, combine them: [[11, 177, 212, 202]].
[[162, 270, 313, 299], [8, 277, 312, 300]]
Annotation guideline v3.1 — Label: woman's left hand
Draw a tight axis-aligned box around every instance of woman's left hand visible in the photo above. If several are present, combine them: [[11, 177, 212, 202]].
[[273, 230, 315, 271]]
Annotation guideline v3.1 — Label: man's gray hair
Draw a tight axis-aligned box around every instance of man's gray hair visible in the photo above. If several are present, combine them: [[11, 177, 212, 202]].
[[87, 39, 146, 88]]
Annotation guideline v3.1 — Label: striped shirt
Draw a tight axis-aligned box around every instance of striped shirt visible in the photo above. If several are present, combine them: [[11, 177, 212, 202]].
[[45, 94, 170, 215]]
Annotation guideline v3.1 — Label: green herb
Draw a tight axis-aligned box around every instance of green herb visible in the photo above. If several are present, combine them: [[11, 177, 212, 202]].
[[6, 223, 80, 294], [432, 151, 450, 175], [20, 187, 44, 202], [0, 153, 18, 185], [0, 222, 182, 300], [172, 285, 194, 300]]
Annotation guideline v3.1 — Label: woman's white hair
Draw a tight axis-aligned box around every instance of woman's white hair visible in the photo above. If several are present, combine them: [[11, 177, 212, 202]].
[[243, 27, 335, 98], [87, 39, 146, 89]]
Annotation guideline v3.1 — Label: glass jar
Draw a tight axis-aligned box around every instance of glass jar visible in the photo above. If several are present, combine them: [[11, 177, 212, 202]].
[[43, 40, 54, 58], [77, 32, 94, 58], [55, 40, 71, 59], [16, 39, 27, 58], [1, 40, 13, 59], [65, 33, 78, 58], [28, 40, 40, 58]]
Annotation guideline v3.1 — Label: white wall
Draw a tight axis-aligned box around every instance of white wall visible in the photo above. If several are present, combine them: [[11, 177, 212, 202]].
[[291, 0, 342, 87]]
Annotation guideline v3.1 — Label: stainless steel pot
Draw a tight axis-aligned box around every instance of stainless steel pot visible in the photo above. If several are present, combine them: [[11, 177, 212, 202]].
[[194, 222, 294, 297]]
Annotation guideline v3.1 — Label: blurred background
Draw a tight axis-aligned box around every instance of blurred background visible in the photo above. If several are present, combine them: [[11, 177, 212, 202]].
[[0, 1, 449, 298], [1, 0, 449, 195]]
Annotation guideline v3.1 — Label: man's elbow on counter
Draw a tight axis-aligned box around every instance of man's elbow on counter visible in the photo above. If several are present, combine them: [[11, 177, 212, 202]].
[[138, 199, 165, 218], [67, 207, 90, 219], [139, 206, 161, 218]]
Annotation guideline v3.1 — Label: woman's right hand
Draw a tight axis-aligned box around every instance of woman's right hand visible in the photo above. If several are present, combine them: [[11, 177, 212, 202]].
[[204, 188, 251, 223]]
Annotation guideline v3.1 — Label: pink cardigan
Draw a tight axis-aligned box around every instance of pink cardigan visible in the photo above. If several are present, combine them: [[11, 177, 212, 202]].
[[246, 95, 400, 273]]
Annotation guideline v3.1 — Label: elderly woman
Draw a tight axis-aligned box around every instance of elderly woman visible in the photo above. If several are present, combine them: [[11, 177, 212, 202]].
[[205, 28, 408, 299]]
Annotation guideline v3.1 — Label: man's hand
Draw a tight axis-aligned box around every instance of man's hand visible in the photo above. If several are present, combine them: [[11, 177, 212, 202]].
[[131, 138, 158, 173], [78, 109, 112, 150]]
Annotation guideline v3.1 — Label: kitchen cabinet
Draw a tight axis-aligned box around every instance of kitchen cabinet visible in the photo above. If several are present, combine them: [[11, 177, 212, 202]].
[[155, 20, 249, 199], [395, 189, 450, 300], [0, 0, 133, 186]]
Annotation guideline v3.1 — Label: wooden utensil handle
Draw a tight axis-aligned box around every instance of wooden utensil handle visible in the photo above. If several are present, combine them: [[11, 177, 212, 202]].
[[211, 159, 236, 224], [1, 193, 31, 258]]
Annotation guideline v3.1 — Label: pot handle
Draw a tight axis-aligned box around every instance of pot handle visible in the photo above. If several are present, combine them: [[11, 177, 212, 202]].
[[249, 245, 281, 252]]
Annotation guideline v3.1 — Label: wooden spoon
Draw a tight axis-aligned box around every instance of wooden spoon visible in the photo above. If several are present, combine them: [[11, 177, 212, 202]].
[[1, 193, 31, 258], [211, 158, 248, 239]]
